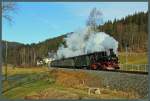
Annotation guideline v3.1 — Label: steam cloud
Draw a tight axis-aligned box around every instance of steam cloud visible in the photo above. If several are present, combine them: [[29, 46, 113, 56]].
[[55, 27, 118, 59]]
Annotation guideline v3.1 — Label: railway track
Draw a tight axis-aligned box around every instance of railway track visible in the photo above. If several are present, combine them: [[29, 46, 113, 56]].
[[50, 67, 148, 75], [103, 69, 148, 75]]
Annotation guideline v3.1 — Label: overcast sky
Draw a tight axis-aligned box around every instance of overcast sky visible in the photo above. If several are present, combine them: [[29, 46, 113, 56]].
[[2, 2, 148, 44]]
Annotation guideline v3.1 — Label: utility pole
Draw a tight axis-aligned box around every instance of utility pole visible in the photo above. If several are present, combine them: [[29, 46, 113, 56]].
[[5, 41, 8, 81], [125, 44, 129, 65]]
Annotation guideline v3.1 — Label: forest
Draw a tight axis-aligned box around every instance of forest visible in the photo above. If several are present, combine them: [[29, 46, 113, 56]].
[[2, 11, 148, 67]]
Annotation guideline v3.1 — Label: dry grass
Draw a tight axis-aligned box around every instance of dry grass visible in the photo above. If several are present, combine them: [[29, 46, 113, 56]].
[[2, 66, 49, 76], [24, 85, 139, 99], [2, 67, 140, 99], [49, 69, 101, 88]]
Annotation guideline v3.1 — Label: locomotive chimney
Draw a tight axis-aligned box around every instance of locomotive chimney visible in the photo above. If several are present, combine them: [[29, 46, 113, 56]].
[[109, 49, 114, 55]]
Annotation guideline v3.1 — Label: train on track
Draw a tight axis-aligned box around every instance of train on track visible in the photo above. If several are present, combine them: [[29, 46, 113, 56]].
[[50, 49, 120, 70]]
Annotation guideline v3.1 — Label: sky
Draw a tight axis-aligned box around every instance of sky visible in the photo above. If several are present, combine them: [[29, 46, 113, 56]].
[[2, 2, 148, 44]]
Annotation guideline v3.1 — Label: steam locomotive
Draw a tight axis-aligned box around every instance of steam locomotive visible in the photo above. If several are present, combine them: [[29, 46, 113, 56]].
[[50, 49, 119, 70]]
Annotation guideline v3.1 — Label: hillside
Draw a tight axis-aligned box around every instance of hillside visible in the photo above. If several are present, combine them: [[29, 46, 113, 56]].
[[2, 11, 148, 66], [1, 41, 24, 65], [99, 11, 148, 52]]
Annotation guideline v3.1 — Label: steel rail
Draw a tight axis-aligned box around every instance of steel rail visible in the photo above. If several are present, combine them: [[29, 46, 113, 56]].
[[50, 67, 148, 75]]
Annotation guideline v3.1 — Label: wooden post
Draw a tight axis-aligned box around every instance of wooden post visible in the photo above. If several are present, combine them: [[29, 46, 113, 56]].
[[125, 45, 128, 65], [5, 41, 8, 80]]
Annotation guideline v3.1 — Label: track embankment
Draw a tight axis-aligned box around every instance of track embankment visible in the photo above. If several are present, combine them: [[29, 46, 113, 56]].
[[49, 67, 148, 98]]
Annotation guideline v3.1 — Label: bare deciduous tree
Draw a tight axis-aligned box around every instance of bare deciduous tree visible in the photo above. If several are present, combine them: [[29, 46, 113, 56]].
[[2, 2, 17, 22], [2, 2, 17, 80], [86, 8, 103, 32]]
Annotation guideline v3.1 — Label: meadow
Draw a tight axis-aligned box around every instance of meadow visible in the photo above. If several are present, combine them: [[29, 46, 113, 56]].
[[1, 52, 148, 99], [118, 52, 148, 64], [2, 67, 141, 99]]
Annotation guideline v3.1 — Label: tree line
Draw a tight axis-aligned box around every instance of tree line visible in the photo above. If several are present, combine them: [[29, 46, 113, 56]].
[[98, 11, 148, 52], [2, 11, 148, 67]]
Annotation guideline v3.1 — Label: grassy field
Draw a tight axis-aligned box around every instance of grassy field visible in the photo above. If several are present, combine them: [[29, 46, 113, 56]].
[[118, 52, 148, 64], [1, 52, 147, 99], [2, 67, 50, 99], [1, 67, 139, 99], [118, 52, 148, 71]]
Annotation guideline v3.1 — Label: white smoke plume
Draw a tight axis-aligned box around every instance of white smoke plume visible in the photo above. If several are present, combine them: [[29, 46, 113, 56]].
[[55, 27, 118, 59]]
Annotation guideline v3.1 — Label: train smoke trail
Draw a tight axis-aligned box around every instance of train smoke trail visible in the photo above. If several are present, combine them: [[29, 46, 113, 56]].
[[55, 27, 118, 59]]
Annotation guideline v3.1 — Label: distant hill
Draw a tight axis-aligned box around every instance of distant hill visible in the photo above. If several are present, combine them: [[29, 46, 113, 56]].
[[2, 11, 148, 66], [1, 40, 24, 65], [1, 40, 24, 48], [2, 32, 72, 66]]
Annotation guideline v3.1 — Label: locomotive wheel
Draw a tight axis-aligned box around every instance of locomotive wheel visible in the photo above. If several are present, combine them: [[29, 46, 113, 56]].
[[91, 64, 97, 70], [98, 66, 102, 70], [82, 66, 87, 70], [87, 66, 91, 70]]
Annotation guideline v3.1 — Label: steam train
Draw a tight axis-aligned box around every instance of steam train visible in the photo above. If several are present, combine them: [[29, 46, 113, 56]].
[[50, 49, 119, 70]]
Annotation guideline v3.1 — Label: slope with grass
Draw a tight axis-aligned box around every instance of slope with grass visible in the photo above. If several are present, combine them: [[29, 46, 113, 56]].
[[2, 67, 140, 99]]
